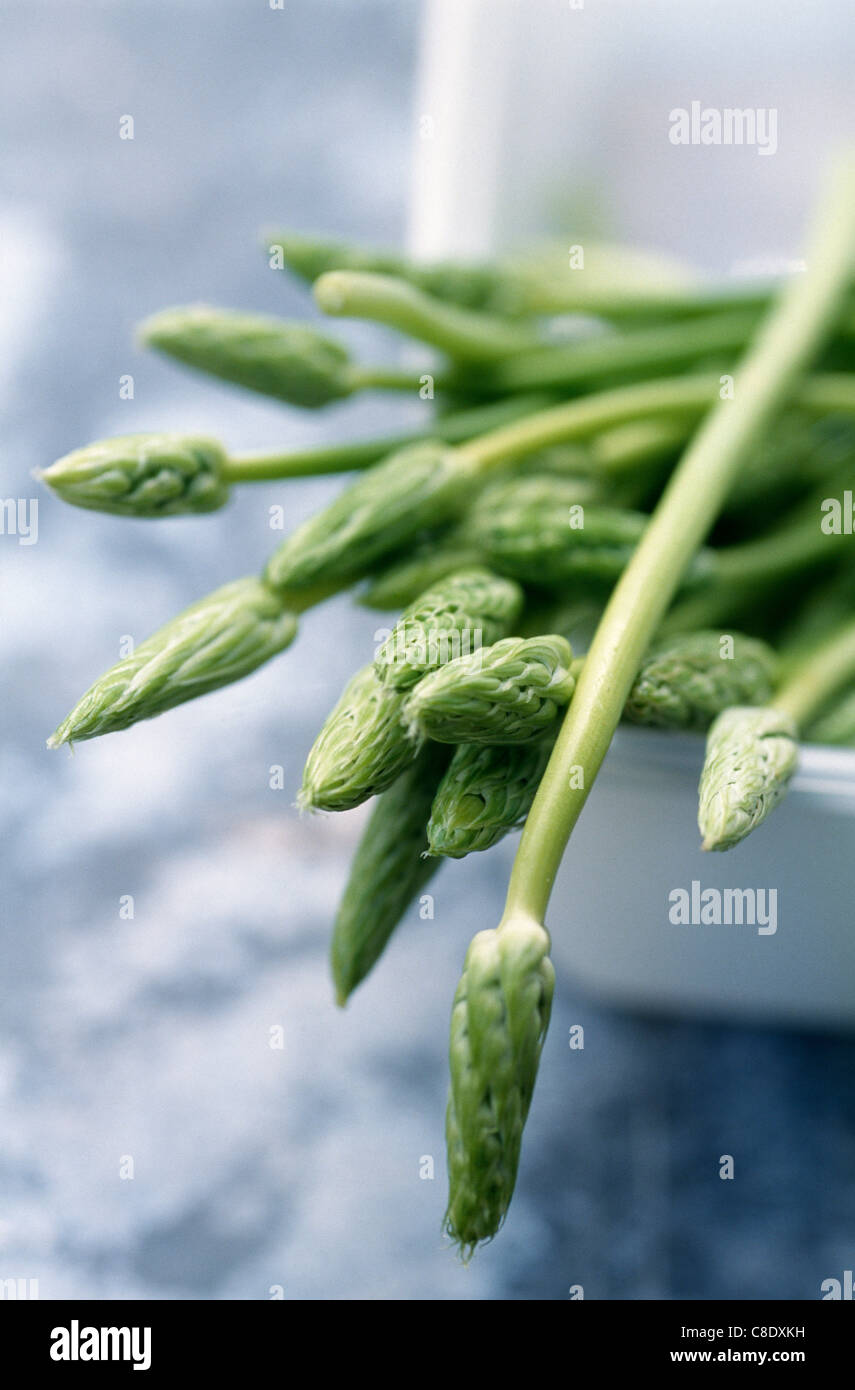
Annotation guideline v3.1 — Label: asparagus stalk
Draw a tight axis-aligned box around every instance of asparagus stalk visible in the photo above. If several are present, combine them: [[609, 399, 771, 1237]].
[[48, 579, 299, 746], [313, 270, 538, 362], [443, 157, 855, 1256], [298, 664, 417, 813], [374, 569, 523, 690], [699, 617, 855, 849], [404, 636, 578, 745], [139, 304, 422, 407], [330, 745, 451, 1005]]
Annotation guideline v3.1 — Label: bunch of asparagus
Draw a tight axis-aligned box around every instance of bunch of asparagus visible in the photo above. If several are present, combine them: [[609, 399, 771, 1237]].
[[41, 160, 855, 1256]]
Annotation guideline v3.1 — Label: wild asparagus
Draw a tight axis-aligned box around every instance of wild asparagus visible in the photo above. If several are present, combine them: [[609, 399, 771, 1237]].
[[48, 578, 298, 746], [264, 441, 474, 592], [466, 159, 855, 1253], [139, 304, 419, 407], [330, 745, 451, 1005], [699, 616, 855, 849], [38, 433, 231, 517], [427, 737, 557, 858], [404, 635, 576, 745], [298, 664, 416, 812], [624, 630, 778, 731], [374, 569, 523, 690], [444, 915, 554, 1258], [697, 707, 800, 851]]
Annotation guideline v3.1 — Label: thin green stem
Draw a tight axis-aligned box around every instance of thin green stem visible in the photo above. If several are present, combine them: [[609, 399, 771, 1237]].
[[313, 270, 537, 361], [774, 619, 855, 727], [486, 308, 761, 393], [344, 364, 437, 394], [502, 156, 855, 926], [458, 371, 855, 475], [223, 394, 550, 482]]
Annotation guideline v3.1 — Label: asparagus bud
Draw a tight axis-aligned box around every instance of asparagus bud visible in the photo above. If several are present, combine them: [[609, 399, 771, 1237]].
[[38, 433, 230, 517], [266, 229, 517, 313], [405, 635, 576, 744], [265, 441, 473, 592], [460, 476, 650, 587], [374, 568, 523, 690], [427, 737, 556, 858], [139, 304, 354, 408], [330, 745, 451, 1005], [299, 664, 416, 812], [624, 630, 778, 731], [698, 706, 799, 851], [445, 916, 554, 1258], [49, 578, 297, 746]]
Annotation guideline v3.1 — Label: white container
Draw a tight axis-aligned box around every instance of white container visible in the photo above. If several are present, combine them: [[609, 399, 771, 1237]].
[[410, 0, 855, 1027]]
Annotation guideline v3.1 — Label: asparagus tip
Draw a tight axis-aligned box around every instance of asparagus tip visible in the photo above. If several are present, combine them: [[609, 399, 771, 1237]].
[[313, 272, 348, 316]]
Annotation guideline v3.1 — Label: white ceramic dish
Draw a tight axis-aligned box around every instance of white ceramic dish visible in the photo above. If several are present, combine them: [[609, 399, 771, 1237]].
[[410, 0, 855, 1027]]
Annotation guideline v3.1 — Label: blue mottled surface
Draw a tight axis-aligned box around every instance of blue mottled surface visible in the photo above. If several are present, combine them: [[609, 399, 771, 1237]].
[[1, 0, 854, 1301]]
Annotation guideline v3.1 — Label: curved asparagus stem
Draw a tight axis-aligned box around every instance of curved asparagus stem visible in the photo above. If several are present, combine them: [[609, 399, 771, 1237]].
[[501, 155, 855, 925], [478, 308, 762, 394], [313, 270, 539, 361], [222, 393, 550, 483]]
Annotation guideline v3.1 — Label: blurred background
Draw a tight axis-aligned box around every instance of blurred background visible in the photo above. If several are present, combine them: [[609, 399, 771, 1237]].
[[1, 0, 854, 1300]]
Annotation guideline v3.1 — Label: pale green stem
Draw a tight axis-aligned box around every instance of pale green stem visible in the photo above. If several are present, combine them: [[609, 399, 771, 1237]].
[[344, 364, 437, 393], [458, 371, 855, 475], [502, 157, 855, 926], [488, 308, 761, 393], [222, 394, 550, 482], [314, 270, 537, 361], [774, 619, 855, 727]]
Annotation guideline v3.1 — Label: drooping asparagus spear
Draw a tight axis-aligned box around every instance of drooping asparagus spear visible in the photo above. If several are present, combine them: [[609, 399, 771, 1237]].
[[139, 304, 422, 407], [699, 617, 855, 849], [427, 737, 558, 859], [623, 631, 778, 730], [330, 745, 451, 1005], [48, 578, 299, 746], [404, 636, 578, 745], [444, 917, 554, 1259], [374, 569, 523, 689], [298, 664, 416, 812], [443, 157, 855, 1256], [38, 396, 547, 518]]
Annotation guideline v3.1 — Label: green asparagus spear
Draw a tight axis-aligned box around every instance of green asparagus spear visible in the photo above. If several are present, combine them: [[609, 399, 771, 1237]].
[[445, 915, 554, 1257], [697, 707, 800, 851], [699, 617, 855, 849], [427, 737, 557, 858], [299, 664, 416, 812], [38, 433, 231, 517], [624, 630, 778, 731], [48, 578, 297, 746], [139, 304, 418, 407], [374, 569, 523, 690], [404, 635, 576, 744], [330, 745, 451, 1005]]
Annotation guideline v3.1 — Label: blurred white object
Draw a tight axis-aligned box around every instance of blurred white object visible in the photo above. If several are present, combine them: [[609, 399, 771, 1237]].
[[410, 0, 855, 1027]]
